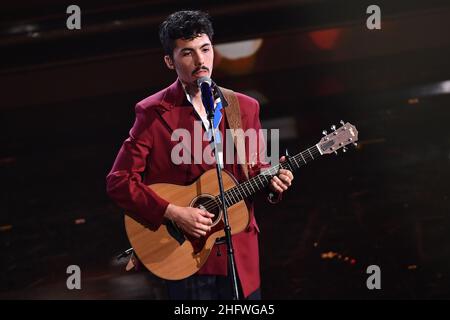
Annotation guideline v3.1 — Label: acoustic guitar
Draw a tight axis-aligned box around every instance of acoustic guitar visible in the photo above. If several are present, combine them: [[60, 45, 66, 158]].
[[124, 121, 358, 280]]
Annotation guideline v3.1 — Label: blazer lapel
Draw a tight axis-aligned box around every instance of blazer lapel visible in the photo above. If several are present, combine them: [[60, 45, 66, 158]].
[[156, 79, 202, 165], [155, 79, 232, 170], [155, 79, 187, 133]]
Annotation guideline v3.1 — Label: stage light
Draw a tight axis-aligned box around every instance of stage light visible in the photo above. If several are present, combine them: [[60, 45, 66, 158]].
[[215, 39, 263, 60], [308, 28, 342, 50]]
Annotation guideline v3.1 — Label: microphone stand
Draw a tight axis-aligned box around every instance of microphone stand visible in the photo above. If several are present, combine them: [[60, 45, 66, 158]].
[[206, 107, 240, 301]]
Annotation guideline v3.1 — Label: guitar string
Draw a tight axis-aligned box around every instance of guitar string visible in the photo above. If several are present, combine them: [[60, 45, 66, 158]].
[[198, 129, 352, 212], [199, 147, 321, 212], [197, 147, 321, 213]]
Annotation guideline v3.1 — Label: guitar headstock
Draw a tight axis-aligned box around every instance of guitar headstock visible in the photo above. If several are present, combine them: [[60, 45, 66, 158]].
[[317, 121, 359, 155]]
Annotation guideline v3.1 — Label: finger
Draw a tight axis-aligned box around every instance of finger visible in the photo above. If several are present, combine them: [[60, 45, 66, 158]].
[[280, 156, 286, 162], [274, 176, 287, 189], [192, 232, 202, 238], [279, 169, 294, 181], [278, 174, 292, 186], [194, 215, 211, 225], [197, 210, 212, 223], [195, 226, 208, 235], [196, 220, 211, 229], [274, 176, 288, 190], [197, 216, 213, 226], [271, 180, 284, 193], [287, 170, 294, 180], [199, 209, 215, 219], [270, 180, 281, 193]]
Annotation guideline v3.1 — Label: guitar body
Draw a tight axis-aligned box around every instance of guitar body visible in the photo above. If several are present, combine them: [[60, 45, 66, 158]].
[[124, 169, 250, 280]]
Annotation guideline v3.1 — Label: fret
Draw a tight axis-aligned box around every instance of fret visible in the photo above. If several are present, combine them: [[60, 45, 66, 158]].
[[223, 192, 229, 205], [292, 156, 299, 168], [239, 185, 247, 197], [307, 148, 314, 160], [244, 182, 252, 195], [241, 186, 248, 198], [256, 175, 263, 189], [227, 196, 232, 207], [300, 152, 306, 164], [283, 161, 292, 172], [229, 189, 237, 203], [233, 188, 240, 203], [235, 187, 244, 200], [256, 178, 262, 190], [315, 144, 323, 155], [258, 175, 267, 189], [255, 179, 261, 191], [249, 181, 255, 193], [221, 197, 226, 209]]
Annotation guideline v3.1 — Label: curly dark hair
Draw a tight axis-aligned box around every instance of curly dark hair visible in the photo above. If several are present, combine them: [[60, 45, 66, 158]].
[[159, 10, 214, 57]]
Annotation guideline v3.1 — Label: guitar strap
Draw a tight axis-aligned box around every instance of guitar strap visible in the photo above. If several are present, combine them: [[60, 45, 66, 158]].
[[219, 87, 249, 180]]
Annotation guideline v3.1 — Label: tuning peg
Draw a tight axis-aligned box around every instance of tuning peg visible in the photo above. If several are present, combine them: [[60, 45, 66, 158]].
[[334, 151, 338, 155], [340, 120, 345, 126], [342, 147, 347, 153], [353, 142, 358, 147], [331, 125, 336, 131], [285, 148, 290, 157], [322, 130, 327, 136]]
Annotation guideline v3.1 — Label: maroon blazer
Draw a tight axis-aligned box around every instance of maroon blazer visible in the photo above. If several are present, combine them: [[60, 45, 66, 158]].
[[106, 79, 272, 298]]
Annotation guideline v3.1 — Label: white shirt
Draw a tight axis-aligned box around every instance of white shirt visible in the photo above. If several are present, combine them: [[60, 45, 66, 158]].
[[183, 85, 224, 168]]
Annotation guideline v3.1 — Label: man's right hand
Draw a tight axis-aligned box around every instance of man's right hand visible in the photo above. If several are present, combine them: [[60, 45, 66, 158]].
[[164, 204, 214, 238]]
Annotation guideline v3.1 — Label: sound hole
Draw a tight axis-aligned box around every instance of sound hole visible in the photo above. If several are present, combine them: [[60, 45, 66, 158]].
[[191, 195, 221, 226]]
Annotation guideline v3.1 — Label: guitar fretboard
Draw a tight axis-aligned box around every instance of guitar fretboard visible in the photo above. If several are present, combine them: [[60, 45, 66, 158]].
[[218, 144, 322, 207]]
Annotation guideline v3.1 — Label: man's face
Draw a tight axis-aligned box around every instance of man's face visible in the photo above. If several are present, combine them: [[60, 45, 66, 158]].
[[164, 33, 214, 88]]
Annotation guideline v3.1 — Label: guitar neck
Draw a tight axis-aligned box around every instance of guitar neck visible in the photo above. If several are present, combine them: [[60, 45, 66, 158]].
[[221, 144, 322, 207]]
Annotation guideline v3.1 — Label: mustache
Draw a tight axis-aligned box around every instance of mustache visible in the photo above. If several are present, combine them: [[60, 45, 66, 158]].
[[192, 66, 209, 75]]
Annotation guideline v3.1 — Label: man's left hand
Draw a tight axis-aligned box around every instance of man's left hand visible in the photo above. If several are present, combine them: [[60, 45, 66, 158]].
[[269, 156, 294, 194]]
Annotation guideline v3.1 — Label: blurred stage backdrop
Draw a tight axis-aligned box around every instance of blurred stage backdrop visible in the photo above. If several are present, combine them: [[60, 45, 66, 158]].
[[1, 0, 449, 299]]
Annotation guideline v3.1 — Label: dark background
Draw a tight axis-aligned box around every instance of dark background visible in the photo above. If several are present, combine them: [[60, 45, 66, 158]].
[[1, 0, 449, 299]]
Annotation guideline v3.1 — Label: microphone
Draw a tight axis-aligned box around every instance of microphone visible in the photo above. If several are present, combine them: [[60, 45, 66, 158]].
[[197, 76, 215, 119]]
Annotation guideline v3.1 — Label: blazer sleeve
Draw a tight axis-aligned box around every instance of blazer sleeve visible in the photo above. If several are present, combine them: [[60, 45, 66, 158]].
[[106, 103, 169, 230]]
